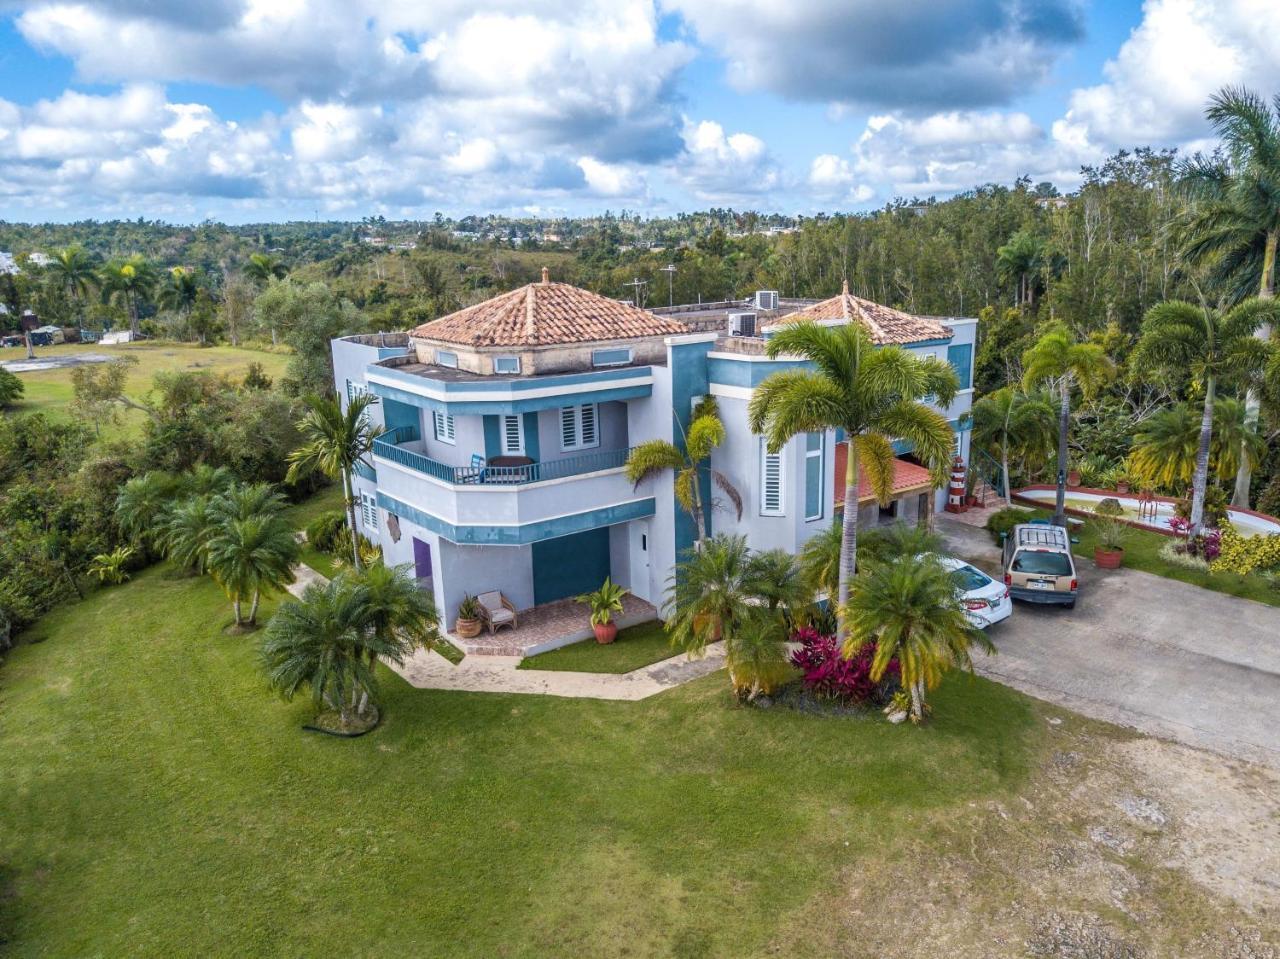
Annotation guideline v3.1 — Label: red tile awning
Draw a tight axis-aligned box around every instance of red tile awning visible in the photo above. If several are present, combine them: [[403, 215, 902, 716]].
[[832, 442, 934, 507]]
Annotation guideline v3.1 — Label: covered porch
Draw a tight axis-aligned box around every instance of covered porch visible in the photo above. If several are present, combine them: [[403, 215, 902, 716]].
[[446, 593, 658, 657], [833, 443, 936, 529]]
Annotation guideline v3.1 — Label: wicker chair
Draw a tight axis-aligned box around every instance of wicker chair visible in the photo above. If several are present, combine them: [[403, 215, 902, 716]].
[[476, 590, 518, 635]]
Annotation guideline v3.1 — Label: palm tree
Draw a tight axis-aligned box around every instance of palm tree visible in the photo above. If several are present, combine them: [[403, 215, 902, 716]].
[[99, 255, 158, 336], [244, 252, 287, 287], [995, 230, 1044, 307], [47, 246, 96, 324], [352, 561, 439, 665], [798, 521, 843, 599], [261, 577, 377, 725], [724, 607, 792, 701], [625, 396, 741, 543], [206, 513, 298, 627], [114, 471, 183, 550], [158, 267, 203, 341], [183, 464, 235, 498], [1021, 324, 1115, 528], [160, 495, 219, 574], [844, 556, 995, 724], [212, 481, 287, 523], [286, 393, 384, 571], [1177, 87, 1280, 505], [970, 387, 1056, 506], [749, 321, 957, 640], [745, 548, 810, 614], [1132, 298, 1276, 534], [663, 533, 758, 655]]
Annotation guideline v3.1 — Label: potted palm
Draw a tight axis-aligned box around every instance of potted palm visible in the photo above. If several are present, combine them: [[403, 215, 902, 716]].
[[1092, 515, 1128, 569], [577, 577, 627, 644], [455, 594, 483, 639]]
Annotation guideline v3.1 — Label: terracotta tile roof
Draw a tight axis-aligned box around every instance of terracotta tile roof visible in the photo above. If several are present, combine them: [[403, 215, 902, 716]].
[[409, 270, 688, 347], [833, 443, 934, 507], [762, 281, 952, 346]]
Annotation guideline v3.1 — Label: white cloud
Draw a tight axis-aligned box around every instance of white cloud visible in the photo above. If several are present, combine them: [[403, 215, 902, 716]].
[[675, 119, 781, 199], [577, 156, 644, 197]]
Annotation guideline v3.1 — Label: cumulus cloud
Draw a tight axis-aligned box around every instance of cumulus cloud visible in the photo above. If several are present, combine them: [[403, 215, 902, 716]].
[[666, 0, 1085, 111], [674, 119, 782, 199]]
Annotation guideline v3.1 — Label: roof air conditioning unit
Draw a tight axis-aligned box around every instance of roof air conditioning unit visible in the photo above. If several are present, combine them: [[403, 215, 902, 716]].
[[754, 290, 779, 310], [728, 311, 757, 337]]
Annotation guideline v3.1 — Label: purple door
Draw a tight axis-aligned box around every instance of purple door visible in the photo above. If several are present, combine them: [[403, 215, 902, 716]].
[[412, 538, 432, 581]]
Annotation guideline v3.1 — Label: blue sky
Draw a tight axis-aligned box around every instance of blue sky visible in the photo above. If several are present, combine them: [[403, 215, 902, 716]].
[[0, 0, 1274, 223]]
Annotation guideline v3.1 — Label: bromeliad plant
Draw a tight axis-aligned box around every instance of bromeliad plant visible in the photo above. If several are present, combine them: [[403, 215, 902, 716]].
[[577, 577, 628, 643]]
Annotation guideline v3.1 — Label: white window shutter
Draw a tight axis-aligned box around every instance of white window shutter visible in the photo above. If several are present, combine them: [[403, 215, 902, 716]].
[[580, 404, 597, 446], [561, 407, 576, 449], [502, 415, 523, 454], [761, 443, 784, 515]]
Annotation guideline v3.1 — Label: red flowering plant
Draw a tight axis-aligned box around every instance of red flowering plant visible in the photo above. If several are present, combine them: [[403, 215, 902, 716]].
[[1167, 516, 1222, 560], [788, 627, 899, 705]]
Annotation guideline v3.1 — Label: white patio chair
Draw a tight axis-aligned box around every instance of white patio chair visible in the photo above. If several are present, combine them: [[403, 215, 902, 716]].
[[476, 590, 518, 635]]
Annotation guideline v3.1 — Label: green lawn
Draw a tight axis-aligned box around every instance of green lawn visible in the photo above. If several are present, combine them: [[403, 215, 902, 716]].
[[3, 341, 290, 438], [0, 561, 1043, 957], [518, 619, 677, 673]]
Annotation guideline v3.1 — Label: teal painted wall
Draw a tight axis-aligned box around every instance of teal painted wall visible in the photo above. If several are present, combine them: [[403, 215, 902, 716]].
[[532, 528, 610, 604], [383, 398, 420, 436], [482, 415, 501, 459], [522, 411, 540, 461]]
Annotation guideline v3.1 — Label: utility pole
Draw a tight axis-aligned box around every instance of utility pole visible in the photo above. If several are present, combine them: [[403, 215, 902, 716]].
[[623, 278, 648, 308], [660, 264, 676, 307]]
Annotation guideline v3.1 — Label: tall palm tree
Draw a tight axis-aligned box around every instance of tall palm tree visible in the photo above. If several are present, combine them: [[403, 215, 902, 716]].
[[47, 246, 96, 324], [261, 577, 377, 725], [207, 513, 298, 628], [1177, 87, 1280, 505], [1129, 399, 1265, 492], [844, 556, 995, 724], [970, 387, 1056, 506], [1021, 324, 1115, 528], [625, 395, 741, 543], [749, 321, 957, 640], [286, 393, 384, 571], [1132, 298, 1276, 534], [158, 267, 202, 340], [244, 252, 288, 287], [99, 255, 158, 336], [995, 230, 1044, 307]]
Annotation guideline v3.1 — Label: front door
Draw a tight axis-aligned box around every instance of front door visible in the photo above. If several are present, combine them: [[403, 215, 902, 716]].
[[629, 520, 652, 603], [412, 537, 433, 592]]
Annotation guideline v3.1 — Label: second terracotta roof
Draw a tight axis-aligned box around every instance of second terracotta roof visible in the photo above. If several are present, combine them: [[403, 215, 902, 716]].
[[763, 281, 952, 346]]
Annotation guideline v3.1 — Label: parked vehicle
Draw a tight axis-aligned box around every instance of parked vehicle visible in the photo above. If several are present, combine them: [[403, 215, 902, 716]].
[[937, 556, 1012, 628], [1001, 524, 1078, 607]]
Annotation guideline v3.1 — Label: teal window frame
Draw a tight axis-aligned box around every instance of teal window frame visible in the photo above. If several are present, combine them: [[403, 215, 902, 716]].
[[804, 432, 823, 521]]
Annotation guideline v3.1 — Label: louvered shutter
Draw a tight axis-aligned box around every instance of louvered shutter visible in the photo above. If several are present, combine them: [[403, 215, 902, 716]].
[[760, 442, 784, 515], [502, 415, 524, 454], [579, 404, 597, 447], [560, 407, 576, 449]]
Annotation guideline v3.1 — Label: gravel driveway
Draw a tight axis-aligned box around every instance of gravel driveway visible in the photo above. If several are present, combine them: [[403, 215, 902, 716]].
[[938, 516, 1280, 769]]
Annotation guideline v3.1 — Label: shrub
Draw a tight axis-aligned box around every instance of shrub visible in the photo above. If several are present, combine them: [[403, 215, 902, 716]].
[[1210, 525, 1280, 576], [1174, 485, 1229, 529], [985, 507, 1025, 545], [1095, 498, 1124, 517], [1158, 538, 1209, 571], [788, 627, 897, 704], [0, 367, 24, 408], [304, 510, 347, 553]]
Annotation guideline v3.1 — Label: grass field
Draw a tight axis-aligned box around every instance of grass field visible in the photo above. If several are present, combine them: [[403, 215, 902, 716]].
[[518, 619, 677, 673], [1, 341, 291, 438], [0, 555, 1044, 957]]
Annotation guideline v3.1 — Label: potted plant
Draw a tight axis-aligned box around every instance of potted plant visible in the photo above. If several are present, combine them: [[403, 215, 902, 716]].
[[577, 577, 628, 644], [1067, 461, 1083, 487], [1115, 473, 1131, 495], [1092, 514, 1128, 569], [455, 594, 483, 639]]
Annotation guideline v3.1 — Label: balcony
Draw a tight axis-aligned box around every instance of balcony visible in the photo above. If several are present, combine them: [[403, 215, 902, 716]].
[[370, 426, 655, 545]]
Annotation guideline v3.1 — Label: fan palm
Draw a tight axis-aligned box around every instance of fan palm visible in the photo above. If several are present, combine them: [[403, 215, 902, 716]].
[[1132, 298, 1277, 533], [1176, 87, 1280, 505], [114, 471, 183, 549], [286, 393, 384, 571], [261, 576, 378, 724], [844, 556, 995, 724], [206, 513, 298, 627], [970, 387, 1056, 506], [625, 395, 741, 543], [749, 321, 958, 640], [1022, 324, 1115, 527], [47, 246, 96, 322], [99, 255, 158, 336]]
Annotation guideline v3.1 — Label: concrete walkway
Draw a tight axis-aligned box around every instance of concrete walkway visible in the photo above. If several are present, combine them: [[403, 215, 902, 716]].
[[937, 516, 1280, 770], [282, 559, 727, 700]]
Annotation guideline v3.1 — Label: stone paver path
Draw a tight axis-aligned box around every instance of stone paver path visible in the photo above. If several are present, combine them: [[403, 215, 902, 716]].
[[286, 561, 328, 599]]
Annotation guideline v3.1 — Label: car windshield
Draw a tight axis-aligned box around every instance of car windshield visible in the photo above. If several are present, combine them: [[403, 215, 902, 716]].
[[949, 565, 992, 592], [1012, 550, 1073, 576]]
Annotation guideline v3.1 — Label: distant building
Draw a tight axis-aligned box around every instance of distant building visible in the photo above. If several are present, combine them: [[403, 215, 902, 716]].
[[0, 252, 19, 275], [27, 252, 53, 267]]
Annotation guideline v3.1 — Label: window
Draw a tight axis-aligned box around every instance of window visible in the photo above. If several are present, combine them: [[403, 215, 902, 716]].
[[436, 350, 458, 369], [760, 440, 784, 516], [947, 343, 973, 390], [804, 432, 823, 521], [501, 414, 524, 454], [493, 355, 521, 374], [559, 403, 598, 451], [360, 492, 378, 531], [592, 347, 632, 367], [432, 410, 456, 444]]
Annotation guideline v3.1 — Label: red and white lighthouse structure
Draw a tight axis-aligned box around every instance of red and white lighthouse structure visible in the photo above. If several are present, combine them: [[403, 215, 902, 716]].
[[944, 454, 967, 513]]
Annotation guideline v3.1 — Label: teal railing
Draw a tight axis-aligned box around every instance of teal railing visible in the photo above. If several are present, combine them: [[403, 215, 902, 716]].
[[373, 430, 632, 486]]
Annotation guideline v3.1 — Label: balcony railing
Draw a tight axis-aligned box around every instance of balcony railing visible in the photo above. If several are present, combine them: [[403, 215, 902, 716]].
[[373, 427, 633, 486]]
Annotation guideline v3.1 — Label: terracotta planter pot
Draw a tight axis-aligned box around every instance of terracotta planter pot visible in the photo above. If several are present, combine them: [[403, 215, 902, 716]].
[[455, 617, 482, 639], [965, 494, 982, 507], [1116, 481, 1130, 495], [593, 621, 618, 644], [1067, 470, 1082, 487], [1094, 547, 1124, 569]]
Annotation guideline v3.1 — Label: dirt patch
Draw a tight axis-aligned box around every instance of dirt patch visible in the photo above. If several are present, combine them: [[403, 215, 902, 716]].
[[775, 711, 1280, 958], [0, 352, 112, 373]]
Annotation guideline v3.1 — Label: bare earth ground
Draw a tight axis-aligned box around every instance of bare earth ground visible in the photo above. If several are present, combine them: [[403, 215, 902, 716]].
[[782, 709, 1280, 959]]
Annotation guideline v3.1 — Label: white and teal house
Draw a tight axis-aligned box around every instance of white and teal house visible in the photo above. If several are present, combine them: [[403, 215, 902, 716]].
[[331, 272, 975, 644]]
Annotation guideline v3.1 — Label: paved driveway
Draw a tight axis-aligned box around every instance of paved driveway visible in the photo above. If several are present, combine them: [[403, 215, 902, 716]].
[[937, 516, 1280, 769]]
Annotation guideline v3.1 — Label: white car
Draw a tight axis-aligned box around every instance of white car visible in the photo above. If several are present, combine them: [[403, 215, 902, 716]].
[[938, 556, 1012, 629]]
